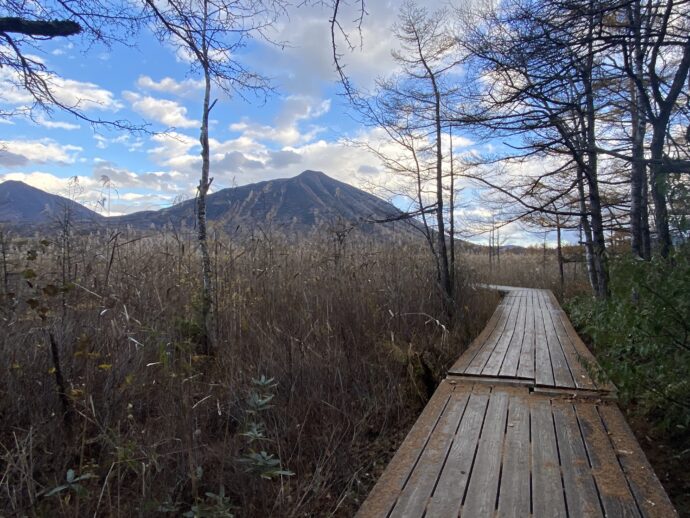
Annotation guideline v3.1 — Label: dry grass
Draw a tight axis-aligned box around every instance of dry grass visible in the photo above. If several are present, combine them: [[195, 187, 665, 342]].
[[0, 227, 500, 517], [463, 244, 590, 299]]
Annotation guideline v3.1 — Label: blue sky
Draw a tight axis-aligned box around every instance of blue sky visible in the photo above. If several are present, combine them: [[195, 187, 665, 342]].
[[0, 1, 565, 246]]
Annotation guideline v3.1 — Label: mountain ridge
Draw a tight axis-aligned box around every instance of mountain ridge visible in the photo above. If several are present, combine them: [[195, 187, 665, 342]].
[[0, 180, 104, 225], [0, 171, 414, 237]]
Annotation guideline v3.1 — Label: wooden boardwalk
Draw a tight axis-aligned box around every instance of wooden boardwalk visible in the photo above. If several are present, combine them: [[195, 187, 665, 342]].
[[358, 288, 677, 517]]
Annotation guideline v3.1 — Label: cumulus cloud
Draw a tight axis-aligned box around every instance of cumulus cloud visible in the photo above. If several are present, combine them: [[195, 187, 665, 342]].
[[137, 75, 205, 97], [0, 151, 28, 168], [256, 2, 403, 95], [93, 159, 185, 194], [0, 139, 82, 166], [34, 115, 81, 130], [149, 132, 199, 166], [229, 96, 330, 146], [0, 171, 100, 206], [0, 67, 122, 112], [93, 133, 144, 151], [267, 150, 302, 168], [123, 91, 198, 128], [358, 164, 379, 175], [215, 151, 264, 173]]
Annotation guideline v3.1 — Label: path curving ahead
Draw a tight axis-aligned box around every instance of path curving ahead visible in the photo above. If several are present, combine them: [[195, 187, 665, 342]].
[[357, 287, 677, 518]]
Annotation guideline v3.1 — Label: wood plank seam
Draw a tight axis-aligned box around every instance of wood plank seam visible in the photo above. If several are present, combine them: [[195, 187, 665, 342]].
[[357, 287, 677, 518]]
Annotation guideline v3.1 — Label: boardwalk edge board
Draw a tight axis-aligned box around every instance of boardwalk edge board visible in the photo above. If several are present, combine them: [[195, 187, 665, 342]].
[[357, 287, 677, 518]]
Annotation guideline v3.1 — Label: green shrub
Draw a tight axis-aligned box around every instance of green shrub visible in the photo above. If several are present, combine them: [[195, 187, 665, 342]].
[[567, 247, 690, 442]]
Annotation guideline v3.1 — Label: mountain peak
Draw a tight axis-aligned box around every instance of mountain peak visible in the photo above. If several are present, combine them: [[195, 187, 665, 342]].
[[2, 180, 33, 190], [0, 173, 413, 239], [111, 170, 408, 236], [297, 170, 328, 180], [0, 179, 102, 224]]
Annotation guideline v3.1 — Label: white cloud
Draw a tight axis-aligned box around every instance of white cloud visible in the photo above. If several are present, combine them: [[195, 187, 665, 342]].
[[123, 91, 198, 128], [35, 115, 81, 130], [42, 76, 120, 112], [0, 139, 82, 166], [92, 133, 143, 151], [97, 162, 182, 190], [229, 96, 330, 146], [149, 132, 199, 165], [137, 75, 205, 97], [0, 171, 100, 206], [0, 67, 122, 113], [256, 0, 457, 97]]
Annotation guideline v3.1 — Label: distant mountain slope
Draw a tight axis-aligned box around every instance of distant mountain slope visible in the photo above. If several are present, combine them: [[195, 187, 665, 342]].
[[0, 180, 103, 225], [112, 170, 411, 235], [0, 172, 416, 237]]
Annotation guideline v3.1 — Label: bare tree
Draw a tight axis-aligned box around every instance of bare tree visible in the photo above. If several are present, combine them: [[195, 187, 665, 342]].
[[353, 3, 463, 320], [144, 0, 285, 353], [0, 1, 142, 127], [618, 0, 690, 257], [455, 0, 618, 297]]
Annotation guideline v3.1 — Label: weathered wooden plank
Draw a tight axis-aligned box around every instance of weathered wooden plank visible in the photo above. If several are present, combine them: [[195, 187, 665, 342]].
[[516, 289, 536, 380], [425, 389, 491, 516], [462, 389, 510, 516], [598, 405, 678, 517], [546, 294, 597, 391], [534, 291, 555, 387], [539, 290, 575, 388], [466, 294, 519, 375], [388, 389, 471, 517], [446, 375, 535, 389], [496, 393, 531, 518], [359, 287, 674, 518], [547, 291, 616, 393], [355, 381, 455, 517], [483, 292, 525, 376], [531, 397, 568, 518], [552, 400, 604, 517], [576, 404, 642, 517], [495, 289, 528, 377], [449, 295, 507, 374]]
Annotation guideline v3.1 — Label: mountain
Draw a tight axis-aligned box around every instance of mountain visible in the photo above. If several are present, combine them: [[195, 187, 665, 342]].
[[112, 170, 411, 235], [0, 180, 103, 225], [0, 172, 414, 237]]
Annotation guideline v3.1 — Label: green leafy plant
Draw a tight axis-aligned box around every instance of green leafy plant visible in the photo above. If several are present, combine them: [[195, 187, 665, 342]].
[[236, 451, 294, 480], [182, 486, 235, 517], [567, 248, 690, 440], [41, 469, 96, 498], [236, 375, 294, 480]]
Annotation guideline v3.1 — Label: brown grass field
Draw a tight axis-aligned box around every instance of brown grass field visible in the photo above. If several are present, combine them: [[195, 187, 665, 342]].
[[0, 227, 580, 517]]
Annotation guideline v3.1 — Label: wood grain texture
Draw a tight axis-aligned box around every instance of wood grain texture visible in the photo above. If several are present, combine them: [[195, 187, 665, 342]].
[[358, 287, 675, 518]]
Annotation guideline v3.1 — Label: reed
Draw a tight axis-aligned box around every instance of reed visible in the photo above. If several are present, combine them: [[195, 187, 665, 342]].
[[0, 227, 501, 517]]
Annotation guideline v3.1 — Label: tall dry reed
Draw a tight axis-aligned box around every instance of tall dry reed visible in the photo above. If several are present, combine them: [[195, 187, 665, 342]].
[[1, 226, 498, 517]]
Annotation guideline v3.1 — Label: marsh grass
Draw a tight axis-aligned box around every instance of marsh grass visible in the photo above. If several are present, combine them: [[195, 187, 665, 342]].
[[464, 243, 590, 299], [0, 227, 500, 517]]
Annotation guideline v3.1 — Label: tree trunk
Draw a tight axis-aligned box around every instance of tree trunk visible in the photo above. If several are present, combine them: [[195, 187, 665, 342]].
[[198, 66, 214, 354], [649, 130, 672, 257], [630, 79, 647, 258], [449, 131, 456, 289], [585, 150, 609, 299], [430, 73, 453, 319], [641, 171, 651, 259], [577, 167, 598, 293], [583, 13, 609, 299], [628, 0, 651, 260]]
